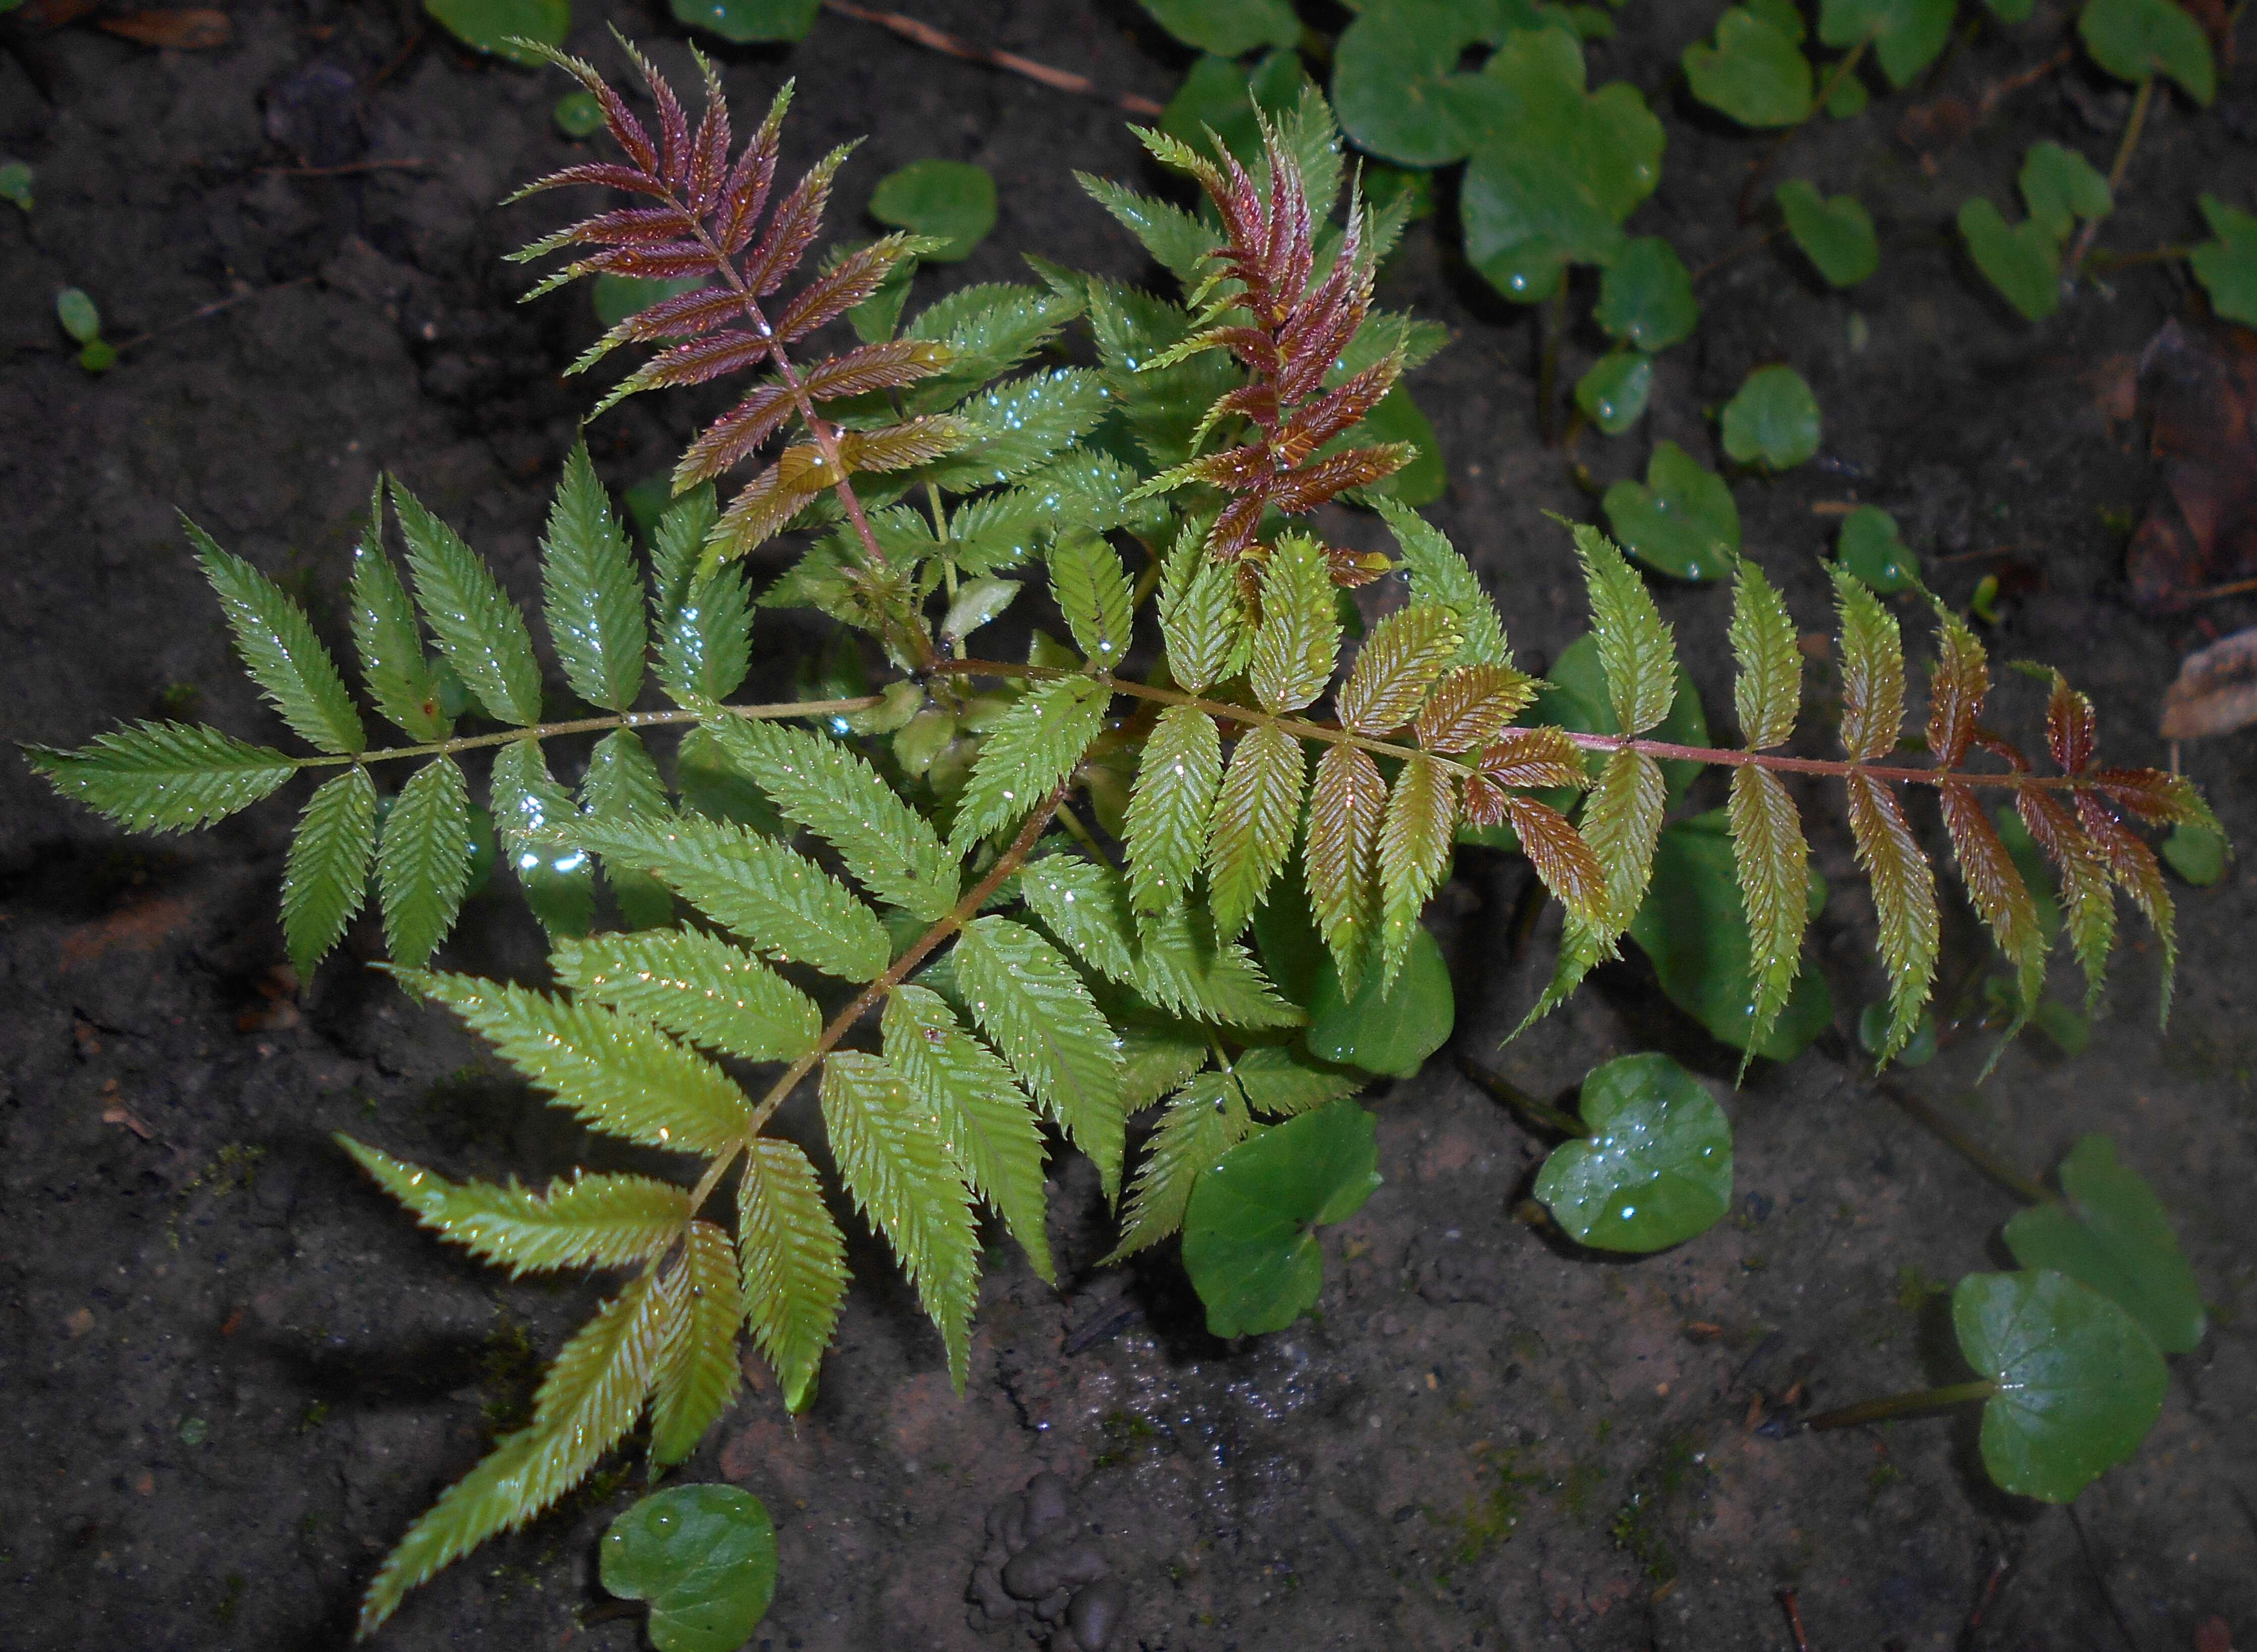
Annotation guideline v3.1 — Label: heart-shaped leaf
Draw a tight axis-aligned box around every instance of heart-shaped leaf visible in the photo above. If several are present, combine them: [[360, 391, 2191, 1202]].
[[1183, 1100, 1382, 1337], [2005, 1136, 2205, 1354], [2018, 141, 2112, 240], [1819, 0, 1956, 88], [868, 161, 996, 264], [601, 1485, 778, 1652], [670, 0, 818, 43], [1575, 351, 1652, 435], [1835, 504, 1919, 593], [1602, 440, 1740, 581], [2189, 195, 2257, 328], [1141, 0, 1300, 56], [1684, 6, 1814, 127], [1304, 922, 1454, 1077], [2079, 0, 2215, 102], [1775, 180, 1879, 287], [1720, 364, 1821, 470], [1958, 197, 2062, 322], [1953, 1269, 2168, 1503], [1625, 810, 1833, 1060], [426, 0, 569, 62], [1594, 236, 1699, 351], [1331, 0, 1496, 166], [1534, 1053, 1734, 1252]]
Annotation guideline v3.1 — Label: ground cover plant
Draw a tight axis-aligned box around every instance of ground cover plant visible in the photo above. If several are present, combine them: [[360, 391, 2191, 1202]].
[[23, 19, 2234, 1643]]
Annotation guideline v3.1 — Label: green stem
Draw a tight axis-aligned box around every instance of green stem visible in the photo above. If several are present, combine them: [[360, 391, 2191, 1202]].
[[1738, 36, 1868, 220], [2068, 75, 2151, 278], [1803, 1380, 1997, 1431], [1457, 1056, 1588, 1138], [292, 696, 887, 770], [1881, 1086, 2054, 1205]]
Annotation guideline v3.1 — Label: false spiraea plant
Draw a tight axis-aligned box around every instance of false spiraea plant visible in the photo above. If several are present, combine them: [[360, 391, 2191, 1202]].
[[25, 41, 2217, 1636]]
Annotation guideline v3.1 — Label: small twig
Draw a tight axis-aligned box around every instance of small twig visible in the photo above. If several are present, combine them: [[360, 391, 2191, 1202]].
[[1738, 37, 1869, 222], [821, 1, 1165, 118], [1961, 1548, 2011, 1649], [1690, 226, 1781, 285], [1779, 1588, 1813, 1652], [2183, 573, 2257, 605], [1932, 543, 2033, 564], [112, 275, 316, 354], [254, 157, 432, 177], [362, 26, 425, 94], [1881, 1085, 2054, 1204], [2068, 75, 2153, 279], [1975, 46, 2074, 121]]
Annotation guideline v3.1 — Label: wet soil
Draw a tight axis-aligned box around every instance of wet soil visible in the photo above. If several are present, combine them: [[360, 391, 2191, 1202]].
[[3, 3, 2255, 1649]]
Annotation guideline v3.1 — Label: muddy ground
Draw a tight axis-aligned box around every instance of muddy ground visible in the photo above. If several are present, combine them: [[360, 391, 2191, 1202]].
[[3, 1, 2255, 1648]]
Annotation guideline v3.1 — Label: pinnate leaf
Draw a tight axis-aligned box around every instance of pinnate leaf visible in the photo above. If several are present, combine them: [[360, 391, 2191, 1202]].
[[1107, 1071, 1250, 1262], [1307, 742, 1386, 982], [1049, 527, 1134, 672], [1845, 770, 1939, 1061], [1729, 557, 1801, 749], [1247, 534, 1341, 714], [541, 443, 646, 713], [283, 767, 377, 978], [1206, 724, 1308, 941], [736, 1137, 848, 1414], [1376, 754, 1457, 989], [1375, 499, 1511, 669], [1726, 766, 1811, 1065], [1833, 569, 1906, 762], [379, 756, 474, 967], [820, 1052, 980, 1389], [948, 676, 1108, 854], [193, 522, 365, 754], [2018, 789, 2117, 1006], [1414, 663, 1537, 754], [29, 720, 295, 834], [1126, 705, 1223, 916], [1134, 904, 1304, 1028], [1157, 532, 1245, 695], [1572, 524, 1676, 735], [351, 510, 451, 741], [1939, 780, 2046, 1035], [390, 478, 544, 727], [551, 927, 819, 1063], [342, 1137, 691, 1276], [1337, 602, 1460, 734], [650, 486, 752, 706], [649, 1220, 746, 1468]]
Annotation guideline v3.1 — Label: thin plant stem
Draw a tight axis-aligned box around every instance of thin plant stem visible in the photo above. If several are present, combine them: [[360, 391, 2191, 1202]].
[[679, 784, 1069, 1220], [1803, 1380, 1998, 1430], [1740, 37, 1869, 221], [1458, 1056, 1588, 1138], [291, 696, 886, 770], [2068, 75, 2152, 277], [1881, 1085, 2054, 1204]]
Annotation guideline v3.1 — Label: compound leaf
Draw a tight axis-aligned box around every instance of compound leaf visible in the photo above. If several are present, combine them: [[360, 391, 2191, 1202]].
[[551, 927, 820, 1064], [736, 1137, 848, 1414], [192, 523, 365, 755], [379, 756, 475, 967], [390, 478, 544, 728], [283, 767, 378, 977]]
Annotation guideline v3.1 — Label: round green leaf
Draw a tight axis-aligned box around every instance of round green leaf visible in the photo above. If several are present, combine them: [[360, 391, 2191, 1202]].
[[1958, 197, 2061, 322], [671, 0, 818, 44], [1601, 440, 1741, 581], [1182, 1101, 1382, 1338], [2078, 0, 2215, 102], [1625, 810, 1833, 1059], [1683, 7, 1814, 127], [1534, 1053, 1734, 1252], [55, 287, 101, 345], [1140, 0, 1300, 56], [601, 1485, 778, 1652], [1775, 179, 1879, 287], [1953, 1269, 2168, 1503], [1835, 505, 1919, 594], [1857, 1000, 1936, 1064], [1576, 351, 1652, 435], [2189, 195, 2257, 329], [1593, 237, 1699, 351], [553, 92, 603, 139], [1719, 364, 1821, 470], [1331, 0, 1490, 166], [867, 160, 996, 264], [2007, 1136, 2205, 1354], [1305, 923, 1454, 1078], [1819, 0, 1956, 89], [423, 0, 568, 64]]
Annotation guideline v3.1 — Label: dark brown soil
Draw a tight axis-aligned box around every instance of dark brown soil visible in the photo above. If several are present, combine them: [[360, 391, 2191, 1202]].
[[3, 3, 2254, 1650]]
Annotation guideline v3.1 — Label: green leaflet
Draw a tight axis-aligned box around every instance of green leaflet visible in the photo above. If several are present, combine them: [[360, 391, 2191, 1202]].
[[540, 443, 645, 713], [1230, 1045, 1364, 1117], [704, 717, 958, 921], [389, 478, 544, 727], [27, 720, 295, 834], [1728, 558, 1800, 750], [819, 1052, 980, 1390], [1534, 1054, 1733, 1251], [1525, 747, 1665, 1027], [951, 915, 1126, 1198], [1336, 602, 1460, 734], [1019, 848, 1139, 983], [649, 486, 751, 707], [1136, 904, 1305, 1029], [581, 729, 674, 929], [1832, 569, 1906, 763], [1720, 364, 1822, 471], [1247, 534, 1341, 715], [882, 985, 1055, 1283], [903, 280, 1086, 411], [404, 970, 754, 1154], [1106, 1071, 1252, 1262], [1118, 1022, 1211, 1114], [351, 503, 451, 741], [1307, 742, 1385, 986], [359, 1274, 661, 1637], [736, 1137, 848, 1414], [191, 522, 365, 755], [1819, 0, 1954, 88], [341, 1137, 690, 1275], [1207, 724, 1308, 941], [283, 767, 378, 977], [919, 369, 1111, 491], [1126, 704, 1223, 915], [1727, 767, 1813, 1065], [1306, 920, 1455, 1077], [1375, 499, 1512, 670], [567, 815, 890, 983], [1376, 754, 1458, 990], [648, 1220, 745, 1468], [1076, 174, 1220, 287], [1049, 527, 1134, 672], [1570, 523, 1676, 734], [1845, 769, 1940, 1062], [379, 756, 475, 967], [551, 928, 820, 1064], [1158, 528, 1244, 694], [948, 675, 1109, 854], [491, 737, 596, 939]]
